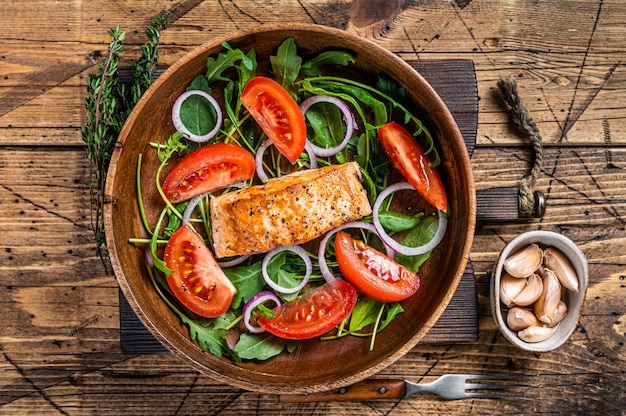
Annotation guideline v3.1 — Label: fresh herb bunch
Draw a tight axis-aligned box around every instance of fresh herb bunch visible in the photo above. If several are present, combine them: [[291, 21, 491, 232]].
[[82, 15, 167, 273]]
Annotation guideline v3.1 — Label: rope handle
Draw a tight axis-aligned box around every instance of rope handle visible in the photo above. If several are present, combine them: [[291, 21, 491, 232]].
[[497, 76, 546, 218]]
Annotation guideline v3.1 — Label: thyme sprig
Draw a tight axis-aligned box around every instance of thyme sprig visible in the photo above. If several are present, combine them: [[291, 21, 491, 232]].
[[81, 15, 167, 273]]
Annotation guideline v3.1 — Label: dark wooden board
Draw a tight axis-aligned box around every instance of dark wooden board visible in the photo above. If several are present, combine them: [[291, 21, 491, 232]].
[[119, 58, 480, 354]]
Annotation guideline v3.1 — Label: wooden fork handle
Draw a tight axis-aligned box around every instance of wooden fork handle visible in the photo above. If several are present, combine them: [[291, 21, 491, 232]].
[[278, 379, 407, 403]]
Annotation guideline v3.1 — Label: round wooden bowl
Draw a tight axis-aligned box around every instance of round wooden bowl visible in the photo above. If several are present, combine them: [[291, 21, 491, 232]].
[[104, 23, 476, 394]]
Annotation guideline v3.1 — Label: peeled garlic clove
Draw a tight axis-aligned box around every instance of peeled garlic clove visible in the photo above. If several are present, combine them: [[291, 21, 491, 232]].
[[518, 325, 556, 343], [500, 273, 527, 307], [504, 243, 543, 278], [544, 247, 579, 293], [510, 273, 543, 306], [507, 307, 541, 331], [547, 300, 568, 328], [534, 269, 562, 324]]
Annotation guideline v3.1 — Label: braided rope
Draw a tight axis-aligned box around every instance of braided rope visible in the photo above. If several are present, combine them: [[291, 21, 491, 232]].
[[497, 76, 544, 216]]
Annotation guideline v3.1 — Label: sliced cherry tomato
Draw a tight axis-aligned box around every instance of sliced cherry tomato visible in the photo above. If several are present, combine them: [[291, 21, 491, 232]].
[[241, 76, 306, 163], [335, 231, 420, 302], [378, 122, 447, 212], [257, 278, 357, 340], [164, 225, 236, 318], [162, 142, 255, 204]]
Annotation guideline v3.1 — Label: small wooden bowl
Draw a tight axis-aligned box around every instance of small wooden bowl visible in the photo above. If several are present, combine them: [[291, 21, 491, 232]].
[[491, 231, 588, 352], [104, 23, 475, 393]]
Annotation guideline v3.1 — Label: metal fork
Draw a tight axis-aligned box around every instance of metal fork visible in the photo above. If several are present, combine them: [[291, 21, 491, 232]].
[[279, 374, 536, 403], [403, 374, 535, 400]]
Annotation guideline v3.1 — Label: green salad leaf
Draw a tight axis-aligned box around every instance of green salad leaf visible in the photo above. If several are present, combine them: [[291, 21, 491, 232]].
[[234, 333, 298, 361]]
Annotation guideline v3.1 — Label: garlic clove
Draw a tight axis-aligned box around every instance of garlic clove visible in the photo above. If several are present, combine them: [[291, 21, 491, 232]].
[[534, 269, 562, 324], [510, 273, 543, 306], [543, 247, 579, 293], [500, 273, 527, 307], [518, 325, 557, 343], [503, 243, 544, 278], [507, 307, 541, 331], [547, 300, 568, 328]]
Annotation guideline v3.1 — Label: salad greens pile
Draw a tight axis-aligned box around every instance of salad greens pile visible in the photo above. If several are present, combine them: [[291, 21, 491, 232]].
[[134, 38, 441, 361]]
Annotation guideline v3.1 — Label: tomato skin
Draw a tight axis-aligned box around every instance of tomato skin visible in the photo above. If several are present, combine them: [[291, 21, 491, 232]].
[[257, 278, 357, 340], [241, 76, 307, 163], [378, 122, 447, 212], [335, 231, 420, 302], [164, 225, 236, 318], [162, 142, 255, 204]]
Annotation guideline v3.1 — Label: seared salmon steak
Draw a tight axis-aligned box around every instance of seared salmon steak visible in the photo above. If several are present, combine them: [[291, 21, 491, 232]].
[[210, 162, 372, 258]]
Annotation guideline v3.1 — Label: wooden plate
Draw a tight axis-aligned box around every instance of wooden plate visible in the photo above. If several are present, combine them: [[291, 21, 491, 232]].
[[104, 23, 476, 394]]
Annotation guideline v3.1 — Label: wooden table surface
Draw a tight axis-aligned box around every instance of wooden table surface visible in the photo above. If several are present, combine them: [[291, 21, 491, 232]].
[[2, 0, 625, 414]]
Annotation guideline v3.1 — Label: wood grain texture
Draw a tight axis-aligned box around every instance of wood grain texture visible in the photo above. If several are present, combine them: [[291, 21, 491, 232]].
[[1, 0, 625, 414]]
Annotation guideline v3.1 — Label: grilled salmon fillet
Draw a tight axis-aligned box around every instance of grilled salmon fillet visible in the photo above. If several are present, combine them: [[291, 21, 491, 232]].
[[210, 162, 372, 258]]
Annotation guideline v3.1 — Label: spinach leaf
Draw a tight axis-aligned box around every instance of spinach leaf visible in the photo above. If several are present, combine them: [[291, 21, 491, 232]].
[[377, 211, 423, 233], [179, 94, 218, 136], [349, 297, 380, 333], [235, 333, 298, 360], [376, 74, 406, 119], [270, 37, 301, 98], [395, 214, 439, 272], [301, 50, 355, 76], [187, 74, 211, 93], [264, 251, 303, 301], [224, 261, 266, 310], [305, 102, 345, 149]]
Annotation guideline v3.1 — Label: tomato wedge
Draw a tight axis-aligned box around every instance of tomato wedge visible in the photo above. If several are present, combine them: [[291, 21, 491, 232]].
[[378, 122, 447, 212], [257, 278, 357, 340], [335, 231, 421, 302], [164, 225, 236, 318], [162, 142, 255, 204], [241, 76, 306, 163]]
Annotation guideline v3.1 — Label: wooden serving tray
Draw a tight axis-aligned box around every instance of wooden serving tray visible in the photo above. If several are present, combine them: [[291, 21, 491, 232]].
[[119, 58, 480, 354]]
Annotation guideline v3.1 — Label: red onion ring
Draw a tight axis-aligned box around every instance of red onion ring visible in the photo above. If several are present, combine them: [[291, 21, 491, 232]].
[[300, 95, 356, 157], [243, 291, 281, 334], [255, 140, 318, 182], [172, 90, 223, 143], [181, 182, 247, 227], [217, 254, 251, 268], [262, 245, 313, 294], [317, 221, 395, 283], [372, 182, 448, 256], [181, 192, 208, 226]]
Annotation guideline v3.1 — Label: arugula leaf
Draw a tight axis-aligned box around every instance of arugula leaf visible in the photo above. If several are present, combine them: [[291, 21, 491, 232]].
[[301, 51, 355, 76], [155, 132, 188, 163], [234, 47, 257, 89], [147, 267, 237, 359], [206, 42, 254, 84], [188, 321, 231, 358], [378, 303, 404, 331], [395, 214, 439, 272], [223, 261, 266, 310], [270, 37, 302, 98], [234, 332, 298, 361]]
